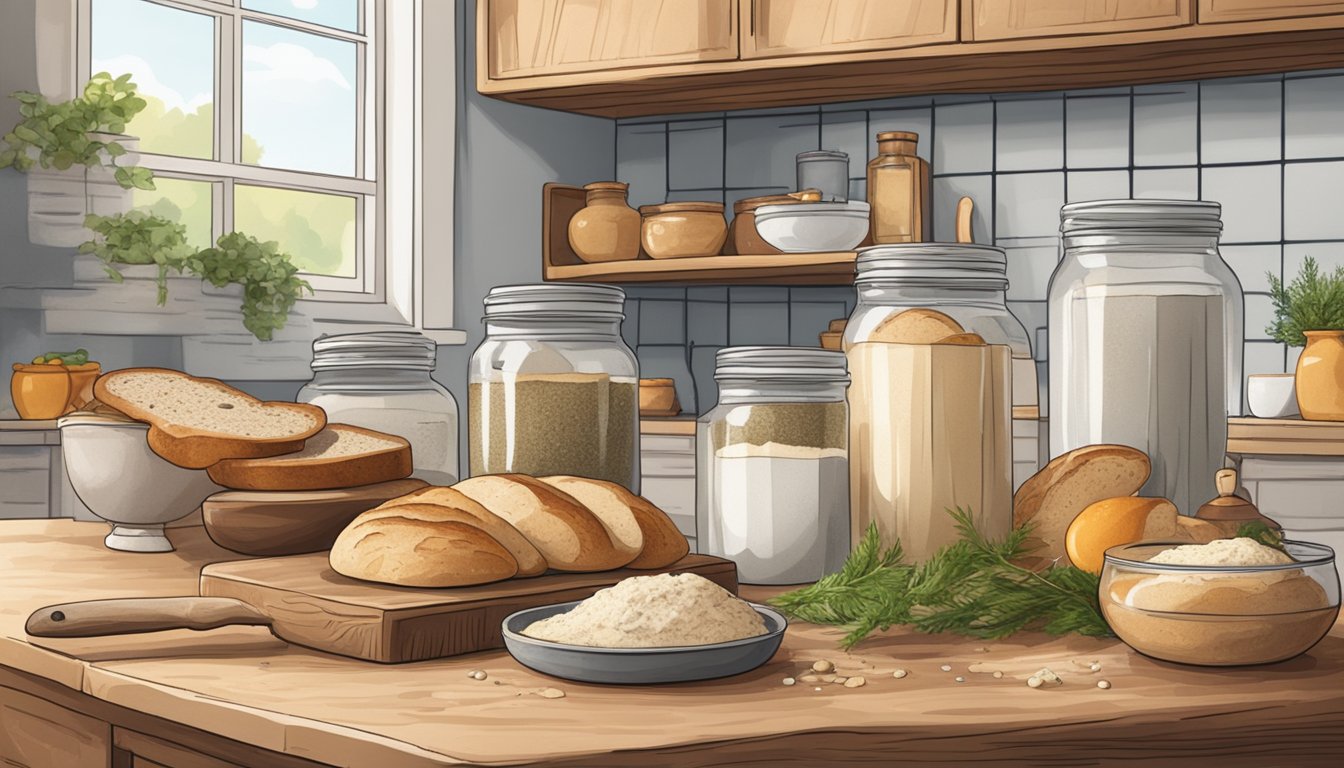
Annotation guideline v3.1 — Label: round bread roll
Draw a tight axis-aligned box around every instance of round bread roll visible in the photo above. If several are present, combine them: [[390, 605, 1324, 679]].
[[375, 486, 548, 577], [330, 507, 518, 588], [540, 476, 689, 569]]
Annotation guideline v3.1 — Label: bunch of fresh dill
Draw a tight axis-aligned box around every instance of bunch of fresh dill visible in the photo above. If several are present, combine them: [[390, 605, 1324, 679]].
[[768, 509, 1112, 649]]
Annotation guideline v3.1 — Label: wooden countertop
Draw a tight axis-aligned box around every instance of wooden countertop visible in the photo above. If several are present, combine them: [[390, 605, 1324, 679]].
[[4, 520, 1344, 766]]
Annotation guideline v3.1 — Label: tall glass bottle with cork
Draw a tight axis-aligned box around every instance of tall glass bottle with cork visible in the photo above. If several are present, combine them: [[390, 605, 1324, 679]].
[[866, 131, 930, 244]]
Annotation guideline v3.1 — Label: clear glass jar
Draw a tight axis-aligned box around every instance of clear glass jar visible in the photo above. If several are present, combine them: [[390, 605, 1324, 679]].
[[1049, 200, 1243, 516], [468, 284, 640, 490], [297, 331, 459, 485], [845, 243, 1036, 408], [846, 247, 1014, 561], [697, 347, 850, 585]]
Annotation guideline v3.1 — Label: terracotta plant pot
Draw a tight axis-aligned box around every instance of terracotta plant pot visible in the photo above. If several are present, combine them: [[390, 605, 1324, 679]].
[[568, 181, 640, 263], [9, 362, 101, 419], [1296, 330, 1344, 421], [639, 202, 727, 259]]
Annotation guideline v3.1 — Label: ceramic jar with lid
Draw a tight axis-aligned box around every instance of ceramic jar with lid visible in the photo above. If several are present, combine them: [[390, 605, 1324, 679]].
[[796, 150, 850, 202], [867, 131, 930, 244], [639, 202, 727, 259], [568, 181, 640, 263], [468, 284, 640, 490], [697, 347, 850, 584], [297, 331, 459, 485]]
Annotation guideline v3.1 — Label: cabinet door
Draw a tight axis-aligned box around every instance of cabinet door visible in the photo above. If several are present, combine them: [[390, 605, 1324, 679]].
[[1200, 0, 1344, 22], [742, 0, 957, 58], [0, 687, 110, 768], [485, 0, 737, 79], [967, 0, 1191, 41]]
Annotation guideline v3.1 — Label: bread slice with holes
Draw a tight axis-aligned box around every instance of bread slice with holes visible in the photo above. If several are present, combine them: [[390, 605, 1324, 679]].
[[540, 476, 689, 569], [453, 474, 631, 572], [373, 486, 548, 577], [93, 368, 325, 469], [330, 503, 518, 587], [206, 424, 412, 491], [1013, 444, 1152, 563]]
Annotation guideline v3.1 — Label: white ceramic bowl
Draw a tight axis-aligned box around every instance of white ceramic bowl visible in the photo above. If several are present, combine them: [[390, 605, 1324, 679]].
[[753, 201, 870, 253], [1247, 373, 1299, 419], [59, 413, 223, 552]]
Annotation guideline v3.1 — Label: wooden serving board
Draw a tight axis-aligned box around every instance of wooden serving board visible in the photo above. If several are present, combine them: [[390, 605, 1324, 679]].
[[199, 554, 738, 663]]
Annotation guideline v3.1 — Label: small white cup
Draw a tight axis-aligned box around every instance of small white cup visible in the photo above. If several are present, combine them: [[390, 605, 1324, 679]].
[[1247, 373, 1300, 419]]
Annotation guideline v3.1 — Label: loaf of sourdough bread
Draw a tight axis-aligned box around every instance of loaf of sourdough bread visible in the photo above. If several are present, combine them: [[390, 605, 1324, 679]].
[[374, 486, 548, 577], [539, 476, 688, 569], [330, 503, 518, 587]]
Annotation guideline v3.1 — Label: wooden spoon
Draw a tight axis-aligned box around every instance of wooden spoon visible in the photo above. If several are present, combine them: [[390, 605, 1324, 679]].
[[956, 196, 975, 243]]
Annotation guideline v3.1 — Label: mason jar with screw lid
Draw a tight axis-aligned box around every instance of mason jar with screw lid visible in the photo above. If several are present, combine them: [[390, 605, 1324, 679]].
[[297, 331, 459, 484], [468, 284, 640, 490], [696, 347, 850, 585]]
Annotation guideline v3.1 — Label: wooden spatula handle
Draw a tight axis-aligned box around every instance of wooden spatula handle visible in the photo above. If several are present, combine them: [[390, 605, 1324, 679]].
[[26, 597, 270, 638], [956, 196, 975, 243]]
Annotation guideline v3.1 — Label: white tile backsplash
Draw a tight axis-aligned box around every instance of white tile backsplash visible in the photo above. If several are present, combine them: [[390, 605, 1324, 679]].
[[667, 120, 724, 191], [1132, 167, 1199, 200], [616, 123, 668, 208], [1067, 170, 1129, 203], [1134, 83, 1199, 167], [1002, 242, 1058, 302], [1065, 95, 1131, 169], [1284, 161, 1344, 241], [1220, 244, 1282, 294], [1285, 241, 1344, 277], [934, 102, 994, 174], [1244, 293, 1277, 342], [996, 98, 1064, 172], [995, 172, 1065, 239], [1201, 79, 1283, 164], [820, 111, 869, 178], [1285, 75, 1344, 159], [932, 174, 993, 243], [869, 107, 933, 163], [725, 113, 820, 190], [1201, 164, 1282, 243]]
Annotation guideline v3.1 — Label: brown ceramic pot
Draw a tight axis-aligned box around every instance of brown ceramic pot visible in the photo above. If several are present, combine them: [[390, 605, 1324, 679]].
[[568, 182, 640, 263], [639, 202, 727, 259], [10, 362, 101, 419], [1296, 330, 1344, 421]]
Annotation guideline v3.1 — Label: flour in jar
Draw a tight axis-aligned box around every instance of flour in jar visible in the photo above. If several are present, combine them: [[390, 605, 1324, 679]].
[[521, 573, 767, 648]]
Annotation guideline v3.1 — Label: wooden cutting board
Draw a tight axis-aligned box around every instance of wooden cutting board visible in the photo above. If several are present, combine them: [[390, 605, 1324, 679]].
[[198, 553, 738, 663]]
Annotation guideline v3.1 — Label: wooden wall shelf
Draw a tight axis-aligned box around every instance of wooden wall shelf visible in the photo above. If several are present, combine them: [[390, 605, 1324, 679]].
[[1228, 416, 1344, 457], [541, 183, 858, 285]]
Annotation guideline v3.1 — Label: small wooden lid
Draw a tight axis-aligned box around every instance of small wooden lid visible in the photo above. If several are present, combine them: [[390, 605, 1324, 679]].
[[1195, 468, 1281, 528], [583, 181, 628, 192], [639, 202, 724, 215]]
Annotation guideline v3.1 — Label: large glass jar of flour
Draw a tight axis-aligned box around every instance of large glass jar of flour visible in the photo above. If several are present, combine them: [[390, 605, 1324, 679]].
[[846, 248, 1014, 562], [468, 284, 640, 490], [697, 348, 850, 585], [298, 331, 459, 485], [844, 243, 1036, 410], [1049, 200, 1243, 517]]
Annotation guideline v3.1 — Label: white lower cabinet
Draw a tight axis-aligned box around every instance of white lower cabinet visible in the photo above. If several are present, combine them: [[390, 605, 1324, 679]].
[[640, 433, 697, 552], [1238, 455, 1344, 556]]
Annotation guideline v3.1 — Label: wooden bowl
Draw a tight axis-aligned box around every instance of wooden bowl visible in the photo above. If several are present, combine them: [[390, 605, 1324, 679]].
[[639, 378, 681, 416], [639, 202, 727, 259]]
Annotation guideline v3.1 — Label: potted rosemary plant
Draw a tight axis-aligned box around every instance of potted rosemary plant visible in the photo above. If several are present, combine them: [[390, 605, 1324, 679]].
[[1267, 256, 1344, 421]]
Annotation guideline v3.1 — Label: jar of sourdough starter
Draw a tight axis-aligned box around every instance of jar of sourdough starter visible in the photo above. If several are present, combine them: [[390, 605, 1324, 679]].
[[846, 248, 1014, 561], [1050, 200, 1243, 517], [468, 284, 640, 490], [697, 347, 850, 584], [298, 331, 459, 485]]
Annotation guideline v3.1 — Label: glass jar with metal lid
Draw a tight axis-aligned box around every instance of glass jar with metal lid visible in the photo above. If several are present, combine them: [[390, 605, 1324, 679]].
[[468, 284, 640, 490], [297, 331, 459, 485], [844, 243, 1037, 410], [1049, 199, 1243, 516], [696, 347, 850, 585]]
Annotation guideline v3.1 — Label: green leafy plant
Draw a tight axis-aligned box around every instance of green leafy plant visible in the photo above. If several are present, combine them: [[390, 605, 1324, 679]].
[[770, 510, 1111, 649], [0, 72, 154, 190], [1266, 256, 1344, 347], [1236, 520, 1286, 552], [79, 214, 312, 341]]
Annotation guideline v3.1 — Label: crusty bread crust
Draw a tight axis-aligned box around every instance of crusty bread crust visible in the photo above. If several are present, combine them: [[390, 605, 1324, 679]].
[[206, 424, 412, 491], [330, 512, 518, 588], [540, 476, 688, 569], [95, 368, 326, 469], [1013, 444, 1151, 562], [375, 487, 548, 577]]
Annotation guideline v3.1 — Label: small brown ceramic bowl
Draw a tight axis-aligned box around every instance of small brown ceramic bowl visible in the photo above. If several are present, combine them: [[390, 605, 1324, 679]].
[[639, 202, 727, 259], [639, 378, 680, 416]]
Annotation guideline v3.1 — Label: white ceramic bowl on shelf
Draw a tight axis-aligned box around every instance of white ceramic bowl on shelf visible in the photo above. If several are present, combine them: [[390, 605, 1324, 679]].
[[753, 201, 870, 253], [1247, 373, 1299, 419], [58, 413, 223, 553]]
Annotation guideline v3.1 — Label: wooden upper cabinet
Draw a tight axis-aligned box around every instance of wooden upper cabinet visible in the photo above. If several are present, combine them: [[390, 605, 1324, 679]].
[[967, 0, 1192, 41], [741, 0, 958, 59], [1200, 0, 1344, 22], [484, 0, 738, 79]]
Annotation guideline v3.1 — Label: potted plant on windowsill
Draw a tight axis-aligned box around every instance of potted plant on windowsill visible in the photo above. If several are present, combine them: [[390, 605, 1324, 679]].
[[0, 72, 155, 247], [1267, 256, 1344, 421], [80, 211, 312, 341]]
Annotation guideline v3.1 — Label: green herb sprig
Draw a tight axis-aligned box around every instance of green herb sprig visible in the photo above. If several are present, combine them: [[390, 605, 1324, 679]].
[[770, 509, 1111, 649], [1236, 520, 1286, 551], [1266, 256, 1344, 347]]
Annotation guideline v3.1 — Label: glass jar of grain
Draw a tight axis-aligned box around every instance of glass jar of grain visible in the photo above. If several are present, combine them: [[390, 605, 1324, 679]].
[[846, 249, 1014, 562], [468, 284, 640, 490], [697, 347, 850, 585], [298, 331, 459, 485]]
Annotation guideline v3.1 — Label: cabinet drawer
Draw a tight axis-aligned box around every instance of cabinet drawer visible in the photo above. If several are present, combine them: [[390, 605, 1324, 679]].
[[0, 686, 109, 768], [1200, 0, 1344, 22], [967, 0, 1192, 41], [486, 0, 738, 80], [743, 0, 958, 59]]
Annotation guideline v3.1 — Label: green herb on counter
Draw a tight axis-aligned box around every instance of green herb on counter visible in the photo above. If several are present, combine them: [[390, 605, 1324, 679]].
[[1236, 520, 1286, 552], [769, 509, 1111, 649]]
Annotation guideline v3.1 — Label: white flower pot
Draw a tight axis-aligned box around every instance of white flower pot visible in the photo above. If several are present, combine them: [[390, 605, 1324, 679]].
[[26, 134, 140, 248], [1247, 373, 1300, 419]]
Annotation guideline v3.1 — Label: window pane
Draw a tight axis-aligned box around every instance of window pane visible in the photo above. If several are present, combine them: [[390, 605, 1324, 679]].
[[91, 0, 214, 160], [243, 0, 360, 33], [234, 185, 356, 277], [132, 178, 213, 250], [242, 21, 357, 176]]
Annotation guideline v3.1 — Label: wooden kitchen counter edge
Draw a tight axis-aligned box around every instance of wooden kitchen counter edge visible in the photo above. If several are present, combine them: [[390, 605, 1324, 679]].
[[4, 520, 1344, 767]]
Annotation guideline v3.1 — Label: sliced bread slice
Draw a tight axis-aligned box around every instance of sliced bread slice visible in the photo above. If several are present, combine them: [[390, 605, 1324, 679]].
[[375, 486, 548, 577], [540, 476, 688, 569], [1013, 444, 1151, 562], [206, 424, 412, 491], [453, 474, 630, 572], [330, 505, 518, 588], [94, 368, 325, 469]]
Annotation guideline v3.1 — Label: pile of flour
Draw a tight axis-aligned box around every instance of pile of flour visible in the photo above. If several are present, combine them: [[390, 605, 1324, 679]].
[[521, 573, 767, 648], [1147, 537, 1292, 566]]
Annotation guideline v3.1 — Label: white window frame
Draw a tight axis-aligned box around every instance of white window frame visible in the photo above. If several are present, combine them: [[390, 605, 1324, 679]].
[[41, 0, 461, 343]]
